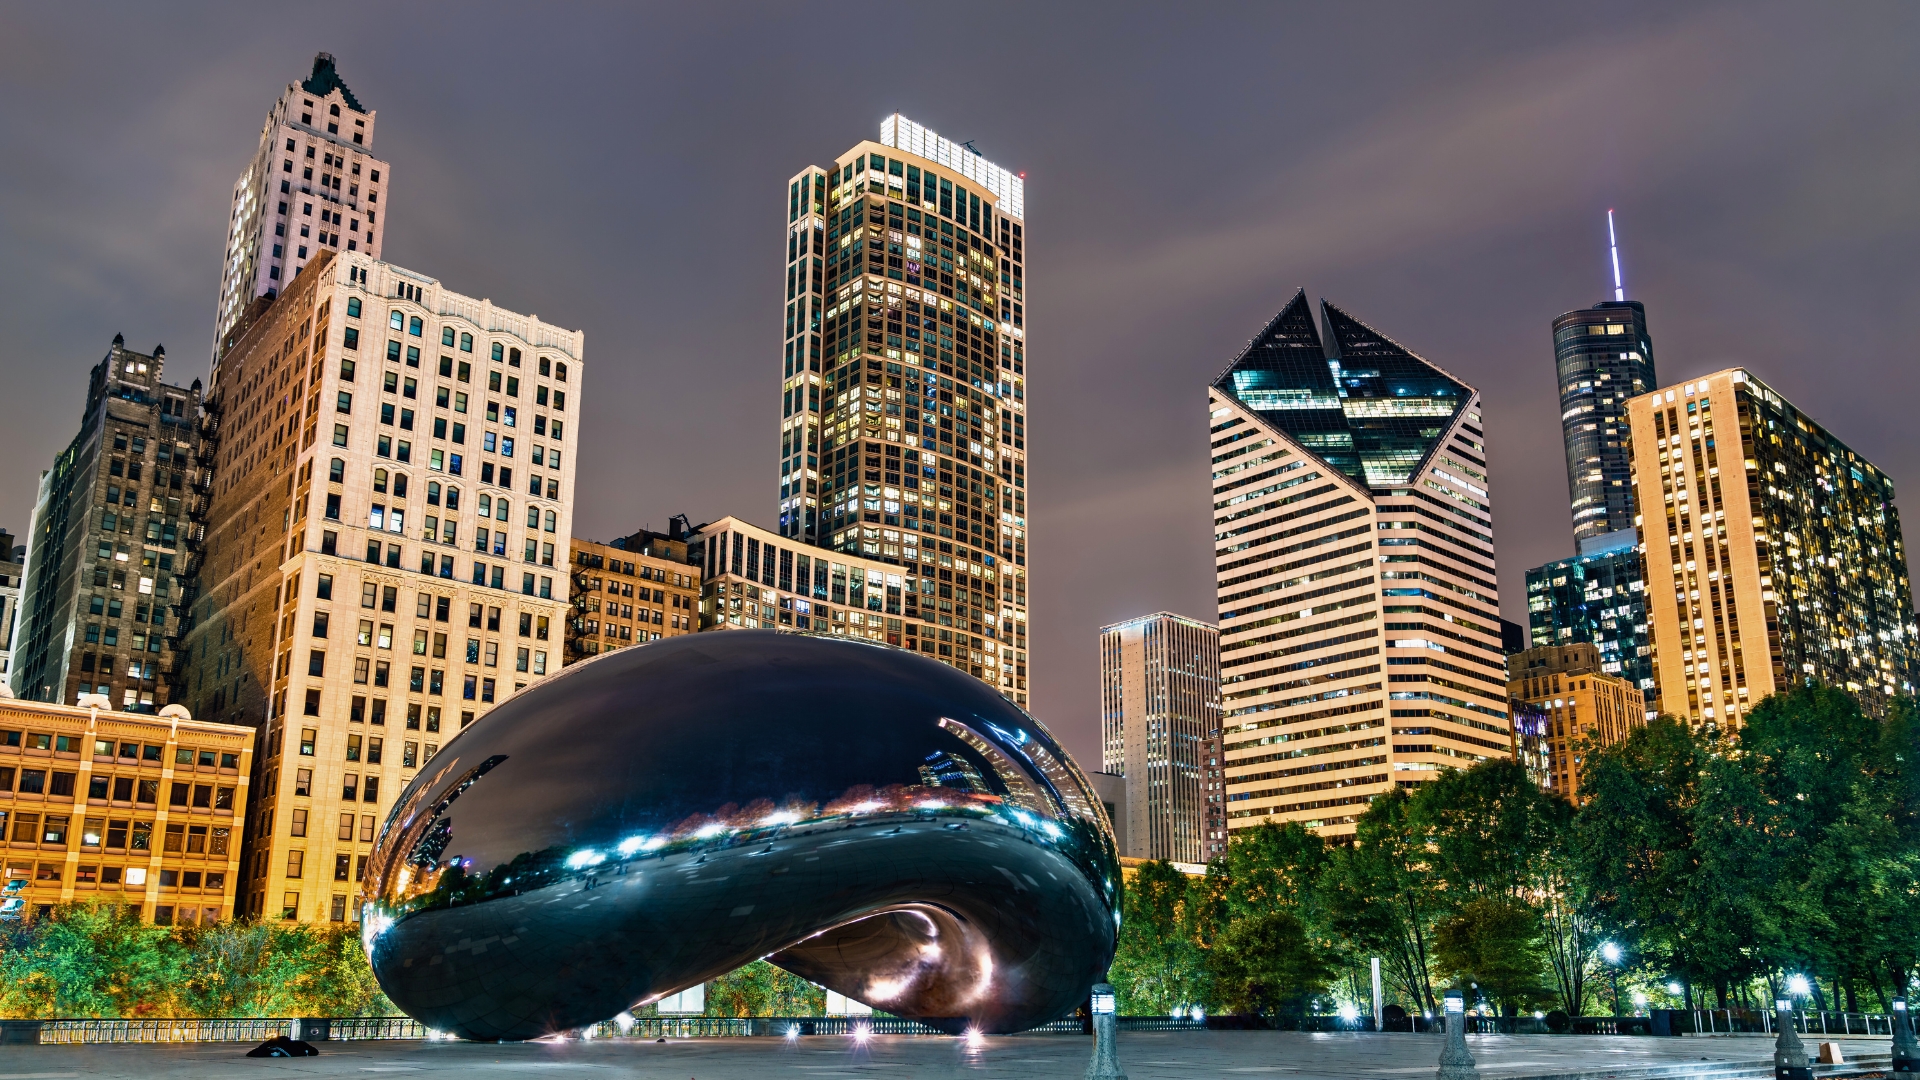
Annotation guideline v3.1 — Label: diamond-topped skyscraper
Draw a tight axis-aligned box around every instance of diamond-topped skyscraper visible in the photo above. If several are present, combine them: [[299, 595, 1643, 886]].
[[776, 116, 1029, 705], [1210, 291, 1507, 841], [212, 54, 391, 360]]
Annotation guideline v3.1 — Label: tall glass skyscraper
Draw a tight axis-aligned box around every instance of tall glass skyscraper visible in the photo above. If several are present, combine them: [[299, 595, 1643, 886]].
[[1552, 300, 1656, 551], [1210, 291, 1508, 841], [776, 116, 1029, 705]]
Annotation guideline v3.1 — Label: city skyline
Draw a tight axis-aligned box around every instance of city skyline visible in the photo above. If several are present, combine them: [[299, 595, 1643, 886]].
[[2, 5, 1918, 766]]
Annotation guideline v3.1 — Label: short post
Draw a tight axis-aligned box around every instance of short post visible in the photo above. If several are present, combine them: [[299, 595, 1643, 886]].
[[1085, 982, 1125, 1080], [1773, 998, 1811, 1080], [1891, 999, 1918, 1080], [1436, 989, 1479, 1080], [1372, 957, 1383, 1032]]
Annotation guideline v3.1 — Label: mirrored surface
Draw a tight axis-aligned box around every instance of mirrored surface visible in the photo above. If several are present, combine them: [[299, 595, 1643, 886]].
[[359, 631, 1120, 1040]]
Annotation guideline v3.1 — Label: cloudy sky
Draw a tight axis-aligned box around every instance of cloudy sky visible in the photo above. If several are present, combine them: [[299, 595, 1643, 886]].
[[1, 3, 1915, 763]]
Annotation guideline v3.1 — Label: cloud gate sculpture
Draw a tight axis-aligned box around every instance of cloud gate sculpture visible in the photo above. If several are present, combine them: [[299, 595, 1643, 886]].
[[359, 631, 1120, 1041]]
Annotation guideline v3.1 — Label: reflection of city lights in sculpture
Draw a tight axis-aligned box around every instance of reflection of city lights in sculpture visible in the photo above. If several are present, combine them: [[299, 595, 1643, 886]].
[[358, 632, 1120, 1041]]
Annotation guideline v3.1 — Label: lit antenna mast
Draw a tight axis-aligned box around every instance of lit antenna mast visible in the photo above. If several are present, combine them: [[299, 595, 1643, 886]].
[[1608, 209, 1625, 301]]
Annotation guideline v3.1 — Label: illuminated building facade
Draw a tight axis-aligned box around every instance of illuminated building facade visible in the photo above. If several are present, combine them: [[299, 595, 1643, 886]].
[[1555, 300, 1657, 550], [690, 516, 1013, 690], [0, 696, 253, 925], [1506, 642, 1643, 801], [214, 54, 390, 360], [564, 536, 700, 664], [12, 338, 203, 711], [777, 115, 1028, 706], [1097, 612, 1220, 864], [1210, 291, 1508, 841], [1628, 369, 1918, 724], [1524, 534, 1654, 707], [182, 250, 581, 922]]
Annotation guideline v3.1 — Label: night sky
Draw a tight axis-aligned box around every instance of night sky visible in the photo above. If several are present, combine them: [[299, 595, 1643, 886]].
[[2, 3, 1915, 764]]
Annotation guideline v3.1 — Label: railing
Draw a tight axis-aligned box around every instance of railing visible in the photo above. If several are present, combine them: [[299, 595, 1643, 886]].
[[9, 1010, 1909, 1045], [41, 1019, 289, 1045]]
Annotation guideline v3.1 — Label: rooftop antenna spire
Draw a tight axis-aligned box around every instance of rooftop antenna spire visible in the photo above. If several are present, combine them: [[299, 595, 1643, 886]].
[[1608, 209, 1625, 302]]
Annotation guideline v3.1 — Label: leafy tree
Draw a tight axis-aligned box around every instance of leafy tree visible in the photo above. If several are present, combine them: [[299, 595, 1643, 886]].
[[707, 960, 825, 1017], [1411, 758, 1565, 902], [1109, 859, 1208, 1014], [1431, 897, 1552, 1015], [1206, 907, 1331, 1021], [1322, 789, 1439, 1015], [0, 901, 182, 1017]]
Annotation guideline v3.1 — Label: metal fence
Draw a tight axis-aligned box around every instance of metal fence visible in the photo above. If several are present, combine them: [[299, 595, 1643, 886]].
[[5, 1009, 1907, 1045]]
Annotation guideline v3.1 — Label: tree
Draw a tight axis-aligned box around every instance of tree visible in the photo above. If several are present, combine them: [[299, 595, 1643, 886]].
[[707, 960, 825, 1017], [1411, 758, 1565, 902], [1206, 908, 1331, 1021], [1109, 860, 1209, 1015], [1431, 897, 1552, 1016], [1322, 789, 1440, 1016], [0, 902, 181, 1017]]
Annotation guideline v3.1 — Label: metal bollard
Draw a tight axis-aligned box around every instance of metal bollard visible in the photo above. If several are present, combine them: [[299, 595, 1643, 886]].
[[1436, 989, 1479, 1080], [1773, 999, 1811, 1080], [1891, 999, 1918, 1080], [1085, 982, 1126, 1080]]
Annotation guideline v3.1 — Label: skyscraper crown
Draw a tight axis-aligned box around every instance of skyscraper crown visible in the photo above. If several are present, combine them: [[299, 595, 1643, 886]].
[[1213, 290, 1470, 490], [300, 52, 365, 113]]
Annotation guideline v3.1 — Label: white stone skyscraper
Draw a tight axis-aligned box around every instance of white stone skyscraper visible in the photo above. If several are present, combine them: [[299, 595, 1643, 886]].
[[213, 54, 391, 360], [776, 115, 1029, 705], [1099, 612, 1220, 864]]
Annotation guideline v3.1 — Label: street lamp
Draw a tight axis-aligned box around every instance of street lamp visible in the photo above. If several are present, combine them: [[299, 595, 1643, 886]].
[[1600, 942, 1624, 1017]]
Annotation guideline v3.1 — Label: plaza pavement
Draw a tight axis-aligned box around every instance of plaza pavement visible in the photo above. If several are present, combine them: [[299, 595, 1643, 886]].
[[0, 1029, 1890, 1079]]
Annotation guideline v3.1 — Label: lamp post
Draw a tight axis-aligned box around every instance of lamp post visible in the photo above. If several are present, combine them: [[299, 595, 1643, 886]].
[[1891, 998, 1917, 1080], [1085, 981, 1124, 1080], [1600, 942, 1623, 1018], [1773, 997, 1811, 1080], [1436, 988, 1480, 1080]]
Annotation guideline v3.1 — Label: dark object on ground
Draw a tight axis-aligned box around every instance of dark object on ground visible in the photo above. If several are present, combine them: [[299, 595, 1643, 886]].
[[1546, 1009, 1572, 1033], [361, 633, 1120, 1042], [1382, 1004, 1411, 1032], [246, 1035, 318, 1057]]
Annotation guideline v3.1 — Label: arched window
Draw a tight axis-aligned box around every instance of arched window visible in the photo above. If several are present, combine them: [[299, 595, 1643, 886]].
[[329, 457, 345, 483], [544, 510, 556, 533], [496, 499, 510, 522], [491, 343, 503, 362], [525, 505, 539, 529], [346, 297, 361, 318], [389, 309, 404, 331], [445, 487, 460, 511], [555, 362, 568, 382], [408, 316, 423, 337], [441, 327, 455, 347], [392, 473, 408, 498], [427, 481, 441, 506], [477, 493, 491, 517], [372, 468, 388, 494], [460, 333, 474, 352], [508, 348, 522, 367], [538, 357, 551, 376]]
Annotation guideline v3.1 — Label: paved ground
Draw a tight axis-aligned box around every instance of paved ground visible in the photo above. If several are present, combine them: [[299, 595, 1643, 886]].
[[0, 1030, 1890, 1079]]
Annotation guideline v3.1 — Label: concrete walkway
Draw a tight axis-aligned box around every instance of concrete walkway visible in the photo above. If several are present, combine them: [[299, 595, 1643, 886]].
[[0, 1030, 1890, 1079]]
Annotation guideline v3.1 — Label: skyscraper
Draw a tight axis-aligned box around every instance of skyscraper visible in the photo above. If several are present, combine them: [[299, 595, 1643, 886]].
[[213, 54, 390, 360], [1524, 536, 1653, 704], [1098, 612, 1220, 864], [1524, 219, 1660, 703], [1554, 217, 1657, 551], [12, 337, 203, 710], [1628, 369, 1917, 725], [776, 115, 1029, 705], [1210, 291, 1508, 840], [182, 250, 582, 921]]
